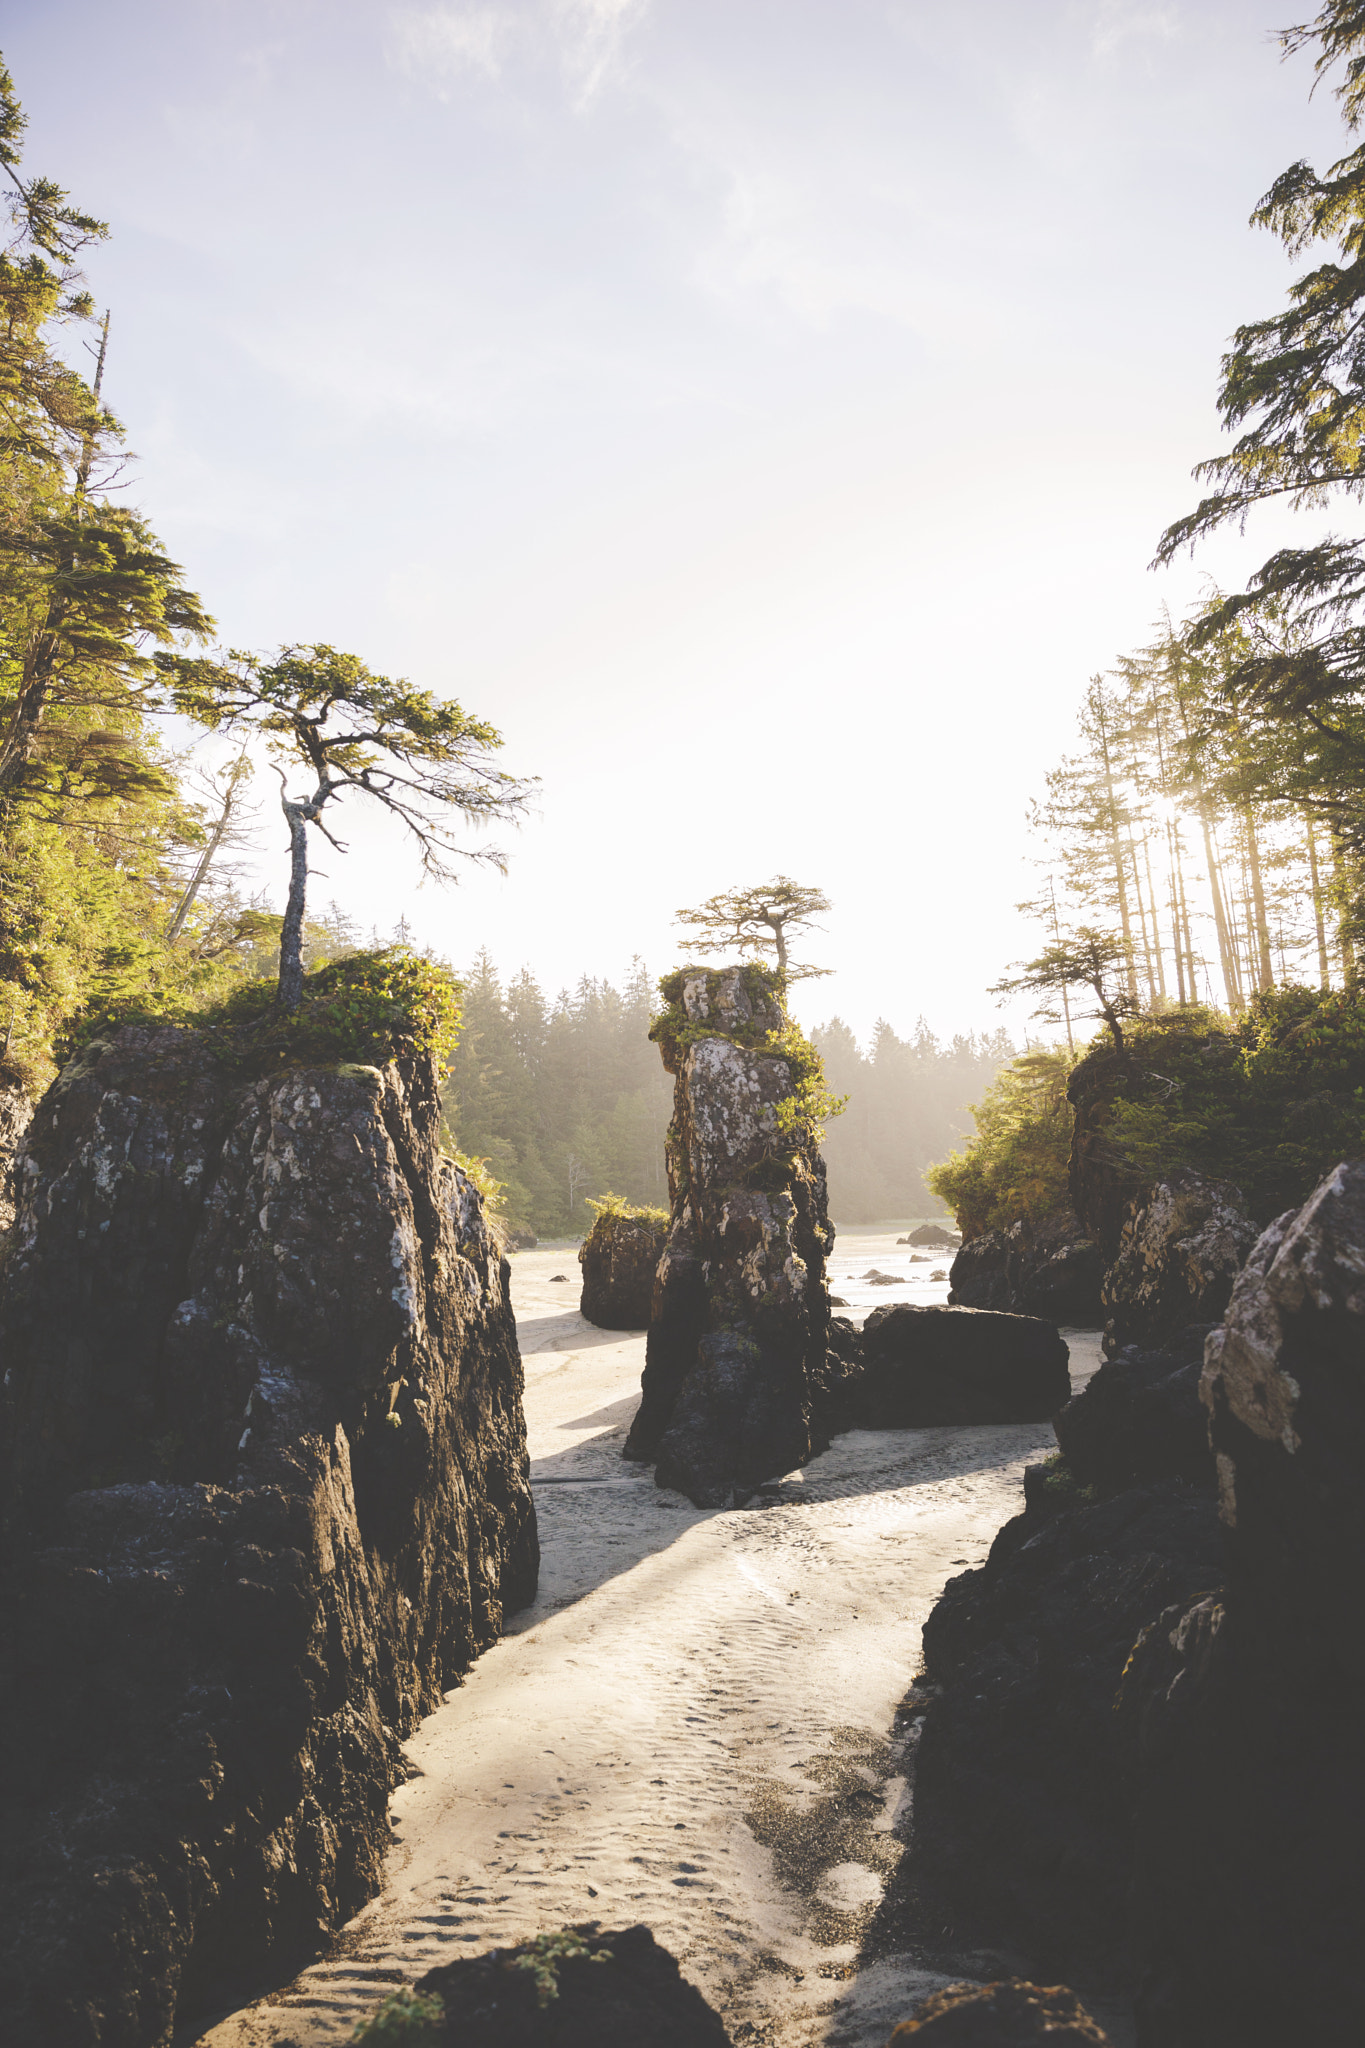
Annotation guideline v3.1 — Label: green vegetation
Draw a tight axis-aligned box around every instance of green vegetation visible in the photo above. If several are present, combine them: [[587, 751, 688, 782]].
[[506, 1930, 613, 2007], [649, 964, 846, 1151], [164, 644, 532, 1014], [584, 1190, 670, 1227], [0, 53, 528, 1082], [349, 1984, 445, 2044], [672, 876, 831, 981], [927, 1047, 1075, 1239], [66, 948, 463, 1081], [929, 987, 1365, 1242]]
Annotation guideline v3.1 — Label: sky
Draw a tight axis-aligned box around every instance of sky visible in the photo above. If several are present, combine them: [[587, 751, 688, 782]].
[[5, 0, 1351, 1042]]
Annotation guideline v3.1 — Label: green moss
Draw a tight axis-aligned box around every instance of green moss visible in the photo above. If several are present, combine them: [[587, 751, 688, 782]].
[[349, 1985, 445, 2043], [650, 964, 846, 1148], [1070, 986, 1365, 1223], [1030, 1451, 1099, 1510], [64, 948, 463, 1081], [584, 1190, 670, 1227], [505, 1930, 614, 2008]]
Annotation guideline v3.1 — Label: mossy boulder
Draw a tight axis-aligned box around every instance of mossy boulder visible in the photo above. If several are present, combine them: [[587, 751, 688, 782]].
[[578, 1198, 669, 1329]]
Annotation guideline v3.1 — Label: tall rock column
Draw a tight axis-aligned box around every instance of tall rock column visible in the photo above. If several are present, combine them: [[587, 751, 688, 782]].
[[622, 966, 842, 1505]]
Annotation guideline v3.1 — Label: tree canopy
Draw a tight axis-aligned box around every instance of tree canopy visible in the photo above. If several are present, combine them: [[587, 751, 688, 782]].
[[673, 876, 831, 979], [164, 644, 536, 1011]]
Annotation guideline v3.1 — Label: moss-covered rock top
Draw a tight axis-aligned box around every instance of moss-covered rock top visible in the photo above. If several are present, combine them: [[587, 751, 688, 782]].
[[66, 948, 462, 1082]]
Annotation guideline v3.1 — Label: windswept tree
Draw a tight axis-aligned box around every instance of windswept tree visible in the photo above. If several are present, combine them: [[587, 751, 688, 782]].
[[673, 875, 831, 979], [165, 644, 535, 1011], [992, 928, 1137, 1053]]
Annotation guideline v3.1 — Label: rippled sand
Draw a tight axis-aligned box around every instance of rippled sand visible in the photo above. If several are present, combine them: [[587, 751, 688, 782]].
[[190, 1236, 1110, 2048]]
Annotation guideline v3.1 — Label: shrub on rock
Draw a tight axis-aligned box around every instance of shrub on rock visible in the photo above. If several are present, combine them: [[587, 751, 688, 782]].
[[411, 1924, 732, 2048], [886, 1977, 1112, 2044]]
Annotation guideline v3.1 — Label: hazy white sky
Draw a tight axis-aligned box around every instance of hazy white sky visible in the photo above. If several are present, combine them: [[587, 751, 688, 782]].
[[7, 0, 1347, 1040]]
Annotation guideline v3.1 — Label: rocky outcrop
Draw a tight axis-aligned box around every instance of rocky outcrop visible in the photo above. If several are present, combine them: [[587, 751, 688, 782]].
[[0, 1070, 31, 1231], [413, 1924, 732, 2047], [622, 967, 838, 1507], [887, 1978, 1112, 2045], [1052, 1326, 1213, 1492], [1099, 1169, 1256, 1356], [857, 1303, 1070, 1428], [578, 1205, 668, 1329], [901, 1223, 959, 1248], [1120, 1162, 1365, 2047], [949, 1209, 1103, 1325], [902, 1477, 1221, 1986], [0, 1026, 538, 2046]]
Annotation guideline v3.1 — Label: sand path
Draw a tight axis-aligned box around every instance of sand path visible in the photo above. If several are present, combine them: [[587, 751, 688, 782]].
[[191, 1234, 1106, 2048]]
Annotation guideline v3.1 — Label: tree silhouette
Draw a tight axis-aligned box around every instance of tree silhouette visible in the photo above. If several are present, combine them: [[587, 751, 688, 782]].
[[673, 875, 831, 980], [165, 642, 534, 1012]]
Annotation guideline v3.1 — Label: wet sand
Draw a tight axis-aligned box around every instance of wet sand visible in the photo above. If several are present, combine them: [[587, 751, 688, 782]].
[[191, 1234, 1113, 2048]]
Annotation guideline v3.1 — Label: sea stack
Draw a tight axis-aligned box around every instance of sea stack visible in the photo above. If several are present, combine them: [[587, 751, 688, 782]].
[[622, 965, 844, 1506]]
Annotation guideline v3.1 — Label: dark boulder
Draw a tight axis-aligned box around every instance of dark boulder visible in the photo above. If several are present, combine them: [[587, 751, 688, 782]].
[[0, 1027, 538, 2046], [1099, 1169, 1256, 1356], [623, 968, 837, 1507], [902, 1479, 1222, 1985], [902, 1223, 959, 1247], [1120, 1161, 1365, 2047], [1052, 1327, 1214, 1492], [886, 1978, 1112, 2044], [413, 1923, 732, 2048], [950, 1211, 1103, 1325], [856, 1304, 1071, 1428], [578, 1205, 668, 1329]]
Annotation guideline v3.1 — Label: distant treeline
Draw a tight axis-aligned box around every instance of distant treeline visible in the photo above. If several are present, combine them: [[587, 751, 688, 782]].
[[441, 953, 1013, 1236], [813, 1016, 1015, 1224]]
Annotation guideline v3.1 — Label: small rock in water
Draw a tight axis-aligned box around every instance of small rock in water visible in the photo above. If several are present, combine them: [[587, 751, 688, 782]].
[[830, 1295, 849, 1307], [863, 1268, 905, 1285], [930, 1268, 948, 1281], [550, 1273, 569, 1282]]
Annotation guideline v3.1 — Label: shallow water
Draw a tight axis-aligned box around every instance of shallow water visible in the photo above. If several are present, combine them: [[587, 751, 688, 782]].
[[189, 1243, 1118, 2048]]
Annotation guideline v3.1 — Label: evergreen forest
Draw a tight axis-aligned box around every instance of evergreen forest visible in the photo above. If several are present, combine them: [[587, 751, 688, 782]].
[[439, 950, 1008, 1237]]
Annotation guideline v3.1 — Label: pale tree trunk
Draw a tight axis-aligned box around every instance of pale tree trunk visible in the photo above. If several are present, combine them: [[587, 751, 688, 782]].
[[1304, 813, 1331, 991], [167, 756, 248, 943], [276, 800, 311, 1014], [1330, 827, 1358, 991], [1244, 805, 1275, 992], [1092, 690, 1138, 1000]]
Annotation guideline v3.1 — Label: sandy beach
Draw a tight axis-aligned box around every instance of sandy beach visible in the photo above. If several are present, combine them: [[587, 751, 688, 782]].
[[190, 1234, 1111, 2048]]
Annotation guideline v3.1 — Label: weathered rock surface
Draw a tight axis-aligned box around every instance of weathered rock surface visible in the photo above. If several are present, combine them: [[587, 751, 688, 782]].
[[949, 1210, 1103, 1325], [856, 1304, 1071, 1428], [578, 1207, 668, 1329], [1052, 1327, 1213, 1492], [414, 1924, 732, 2048], [0, 1026, 538, 2046], [1120, 1162, 1365, 2047], [623, 968, 839, 1507], [902, 1478, 1222, 1986], [1099, 1169, 1257, 1355], [0, 1069, 32, 1232], [887, 1978, 1112, 2045]]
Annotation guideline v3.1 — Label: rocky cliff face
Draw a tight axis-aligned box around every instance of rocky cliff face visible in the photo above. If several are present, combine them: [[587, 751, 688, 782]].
[[1121, 1161, 1365, 2047], [622, 968, 839, 1506], [948, 1208, 1103, 1324], [0, 1071, 31, 1232], [1099, 1169, 1257, 1356], [0, 1026, 538, 2047]]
